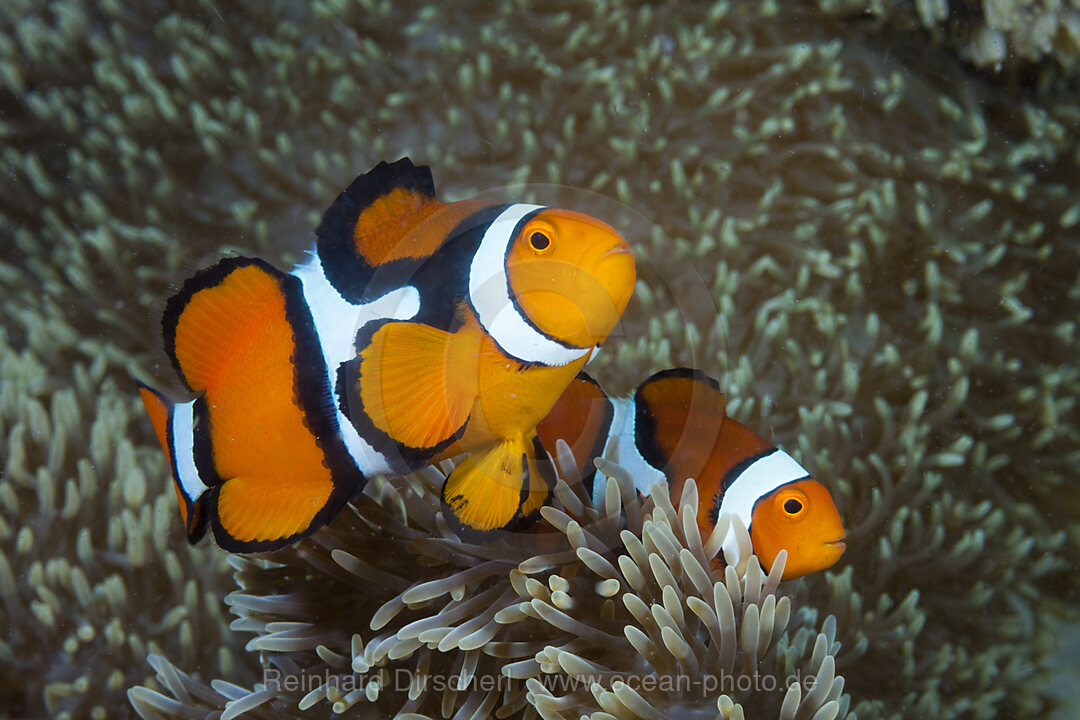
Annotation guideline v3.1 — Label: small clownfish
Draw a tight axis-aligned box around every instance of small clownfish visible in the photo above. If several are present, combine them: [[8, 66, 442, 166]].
[[138, 158, 636, 552], [536, 368, 846, 580]]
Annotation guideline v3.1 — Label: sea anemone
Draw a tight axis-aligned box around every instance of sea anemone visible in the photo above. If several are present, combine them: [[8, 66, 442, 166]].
[[129, 458, 851, 720], [1, 0, 1078, 718]]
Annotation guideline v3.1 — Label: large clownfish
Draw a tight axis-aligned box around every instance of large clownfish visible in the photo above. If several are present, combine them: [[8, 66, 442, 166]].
[[536, 368, 846, 580], [138, 158, 636, 552]]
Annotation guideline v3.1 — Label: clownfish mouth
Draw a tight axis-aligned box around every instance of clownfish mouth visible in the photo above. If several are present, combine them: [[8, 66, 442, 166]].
[[825, 537, 847, 552]]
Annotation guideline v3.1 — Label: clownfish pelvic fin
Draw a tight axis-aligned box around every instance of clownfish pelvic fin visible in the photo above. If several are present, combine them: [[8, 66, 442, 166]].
[[441, 434, 556, 539]]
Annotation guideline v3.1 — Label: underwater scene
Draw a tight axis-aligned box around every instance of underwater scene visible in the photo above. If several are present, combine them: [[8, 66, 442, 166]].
[[2, 1, 1079, 718]]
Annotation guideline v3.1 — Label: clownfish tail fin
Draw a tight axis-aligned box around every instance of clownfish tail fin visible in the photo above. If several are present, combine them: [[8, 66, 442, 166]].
[[136, 381, 211, 544]]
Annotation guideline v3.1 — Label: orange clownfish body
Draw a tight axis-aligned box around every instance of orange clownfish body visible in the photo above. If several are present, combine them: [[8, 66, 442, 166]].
[[536, 369, 846, 580], [138, 158, 636, 552]]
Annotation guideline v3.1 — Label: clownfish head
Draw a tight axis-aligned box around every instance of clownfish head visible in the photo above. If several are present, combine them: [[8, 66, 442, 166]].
[[504, 208, 635, 351], [749, 478, 846, 580]]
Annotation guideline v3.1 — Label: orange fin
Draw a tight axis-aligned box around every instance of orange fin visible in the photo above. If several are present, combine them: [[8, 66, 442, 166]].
[[161, 256, 356, 552], [137, 382, 170, 459], [316, 157, 443, 266], [162, 257, 286, 393], [210, 470, 341, 552], [536, 373, 613, 487], [519, 435, 557, 522], [441, 436, 554, 539], [633, 368, 728, 482], [313, 159, 497, 303], [356, 319, 480, 453], [136, 382, 210, 542]]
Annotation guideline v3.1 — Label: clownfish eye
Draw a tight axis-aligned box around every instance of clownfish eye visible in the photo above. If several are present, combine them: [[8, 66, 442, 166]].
[[775, 487, 809, 521], [528, 231, 552, 254]]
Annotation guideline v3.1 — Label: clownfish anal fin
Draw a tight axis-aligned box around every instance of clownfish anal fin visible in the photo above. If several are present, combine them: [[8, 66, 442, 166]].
[[634, 368, 727, 482], [354, 319, 479, 455], [441, 435, 553, 539]]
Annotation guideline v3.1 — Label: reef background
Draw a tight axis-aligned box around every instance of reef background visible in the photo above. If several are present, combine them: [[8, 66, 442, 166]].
[[1, 1, 1078, 718]]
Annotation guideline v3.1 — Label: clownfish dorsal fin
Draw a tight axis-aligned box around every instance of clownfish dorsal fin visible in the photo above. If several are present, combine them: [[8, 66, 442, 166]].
[[314, 157, 497, 302], [316, 157, 442, 266], [536, 372, 614, 491], [633, 368, 727, 478], [352, 317, 481, 457], [441, 434, 555, 540]]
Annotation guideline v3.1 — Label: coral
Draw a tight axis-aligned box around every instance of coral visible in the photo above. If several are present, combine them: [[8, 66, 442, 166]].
[[814, 0, 1080, 82], [1, 0, 1078, 718]]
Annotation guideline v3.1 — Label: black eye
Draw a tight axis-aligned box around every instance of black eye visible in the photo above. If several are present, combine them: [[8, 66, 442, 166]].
[[529, 232, 551, 251], [784, 498, 803, 515]]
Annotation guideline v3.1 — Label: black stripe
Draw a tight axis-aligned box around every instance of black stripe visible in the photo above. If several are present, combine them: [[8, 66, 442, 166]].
[[407, 204, 504, 331]]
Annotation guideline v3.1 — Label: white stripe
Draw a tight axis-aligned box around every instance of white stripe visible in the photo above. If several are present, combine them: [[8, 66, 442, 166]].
[[716, 449, 810, 566], [468, 204, 594, 367], [292, 253, 421, 475], [171, 400, 208, 505], [592, 397, 666, 504]]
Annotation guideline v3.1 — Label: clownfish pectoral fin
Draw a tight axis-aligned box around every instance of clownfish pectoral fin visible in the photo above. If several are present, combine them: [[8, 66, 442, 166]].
[[632, 368, 728, 485], [352, 319, 480, 462], [441, 435, 555, 539], [136, 381, 210, 543]]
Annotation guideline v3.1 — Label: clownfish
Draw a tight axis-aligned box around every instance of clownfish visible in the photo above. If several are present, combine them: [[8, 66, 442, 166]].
[[536, 368, 846, 580], [138, 158, 635, 552]]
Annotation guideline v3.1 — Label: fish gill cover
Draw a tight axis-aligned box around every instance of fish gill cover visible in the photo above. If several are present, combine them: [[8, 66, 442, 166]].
[[0, 0, 1078, 719]]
